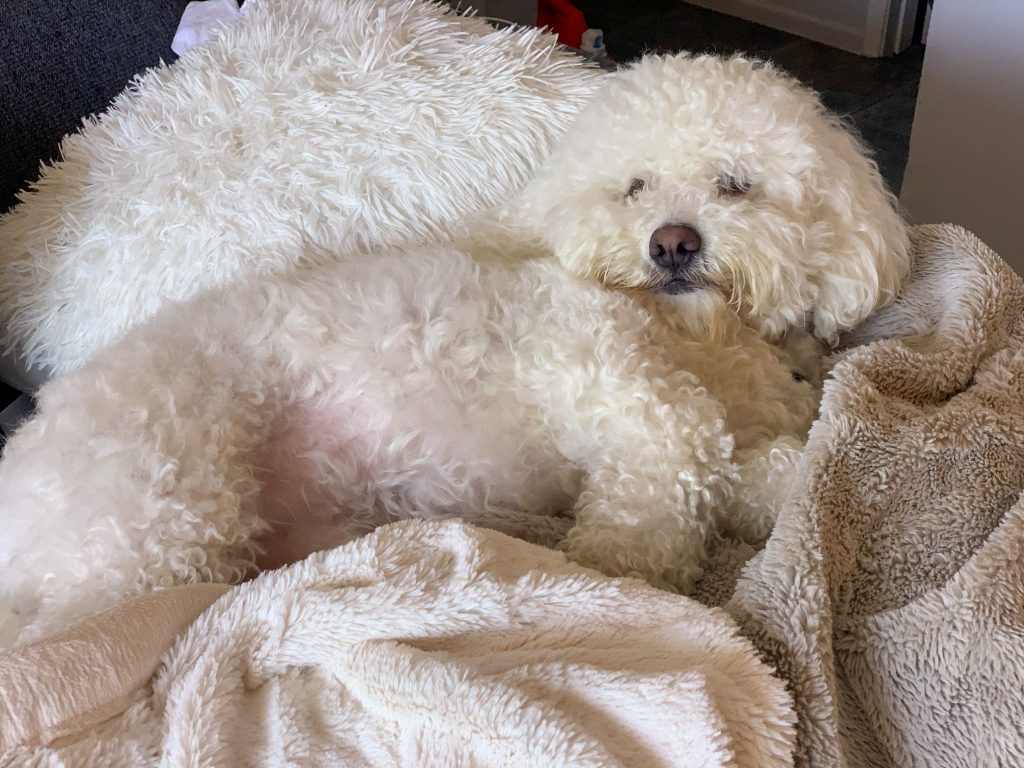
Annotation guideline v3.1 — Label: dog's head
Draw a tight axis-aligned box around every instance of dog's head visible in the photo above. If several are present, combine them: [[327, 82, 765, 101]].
[[514, 53, 910, 343]]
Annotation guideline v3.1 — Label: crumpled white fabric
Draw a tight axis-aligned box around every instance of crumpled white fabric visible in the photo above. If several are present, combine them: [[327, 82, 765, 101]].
[[171, 0, 241, 56], [0, 520, 796, 766]]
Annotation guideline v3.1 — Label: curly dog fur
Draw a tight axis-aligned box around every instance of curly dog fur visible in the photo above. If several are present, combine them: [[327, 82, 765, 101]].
[[0, 54, 908, 641]]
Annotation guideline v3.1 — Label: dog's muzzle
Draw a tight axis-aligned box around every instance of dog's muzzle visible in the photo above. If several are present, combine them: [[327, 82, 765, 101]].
[[649, 224, 706, 294]]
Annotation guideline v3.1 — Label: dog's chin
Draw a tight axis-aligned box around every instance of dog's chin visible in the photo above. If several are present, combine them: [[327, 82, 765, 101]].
[[647, 273, 733, 338], [653, 270, 714, 297], [659, 277, 704, 295]]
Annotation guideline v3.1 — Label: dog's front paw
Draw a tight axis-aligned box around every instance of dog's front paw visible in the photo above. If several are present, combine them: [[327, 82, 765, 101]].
[[721, 437, 806, 543], [562, 523, 703, 594]]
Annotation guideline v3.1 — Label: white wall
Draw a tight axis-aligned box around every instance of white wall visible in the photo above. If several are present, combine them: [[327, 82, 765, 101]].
[[900, 0, 1024, 273]]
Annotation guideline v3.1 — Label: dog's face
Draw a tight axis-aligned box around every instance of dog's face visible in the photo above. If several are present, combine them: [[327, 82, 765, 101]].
[[516, 54, 910, 343]]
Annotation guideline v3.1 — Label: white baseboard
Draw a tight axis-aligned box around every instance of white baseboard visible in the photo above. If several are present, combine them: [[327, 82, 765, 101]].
[[686, 0, 876, 56]]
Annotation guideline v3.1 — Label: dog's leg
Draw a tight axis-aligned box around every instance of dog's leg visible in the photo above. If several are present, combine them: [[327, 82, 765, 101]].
[[539, 367, 738, 594], [0, 337, 270, 643], [719, 436, 807, 543]]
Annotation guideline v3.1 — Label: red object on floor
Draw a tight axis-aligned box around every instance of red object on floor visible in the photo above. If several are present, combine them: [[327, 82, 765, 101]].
[[536, 0, 588, 49]]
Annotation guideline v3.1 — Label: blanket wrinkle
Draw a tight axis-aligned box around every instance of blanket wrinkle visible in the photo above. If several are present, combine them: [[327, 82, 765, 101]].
[[1, 520, 796, 767], [726, 224, 1024, 766], [0, 583, 228, 754]]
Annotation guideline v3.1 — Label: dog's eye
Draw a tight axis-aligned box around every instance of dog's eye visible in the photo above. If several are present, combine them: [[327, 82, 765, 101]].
[[716, 174, 752, 197], [625, 178, 647, 199], [792, 371, 807, 383]]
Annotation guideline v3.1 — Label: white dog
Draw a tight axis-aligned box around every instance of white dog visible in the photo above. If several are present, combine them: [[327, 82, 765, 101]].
[[0, 54, 908, 641]]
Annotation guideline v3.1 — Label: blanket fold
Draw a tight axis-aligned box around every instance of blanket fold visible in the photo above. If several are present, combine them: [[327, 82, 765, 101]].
[[0, 583, 229, 754], [0, 521, 796, 767]]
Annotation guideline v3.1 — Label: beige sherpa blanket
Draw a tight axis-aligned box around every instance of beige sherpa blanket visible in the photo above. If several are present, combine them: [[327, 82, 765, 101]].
[[0, 520, 795, 767], [2, 224, 1023, 767], [726, 223, 1024, 766]]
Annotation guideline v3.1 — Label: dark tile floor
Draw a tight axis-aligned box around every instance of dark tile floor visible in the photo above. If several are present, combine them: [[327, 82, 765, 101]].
[[574, 0, 924, 194]]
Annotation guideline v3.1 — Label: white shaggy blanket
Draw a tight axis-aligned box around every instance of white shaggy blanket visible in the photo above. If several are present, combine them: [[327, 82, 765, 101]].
[[0, 0, 602, 387], [0, 521, 796, 767]]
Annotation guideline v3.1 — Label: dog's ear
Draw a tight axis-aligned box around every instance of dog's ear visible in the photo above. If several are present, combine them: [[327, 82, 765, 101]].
[[502, 138, 609, 281], [807, 115, 911, 345]]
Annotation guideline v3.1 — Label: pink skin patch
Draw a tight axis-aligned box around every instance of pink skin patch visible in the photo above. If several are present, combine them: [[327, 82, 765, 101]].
[[252, 394, 394, 571], [249, 378, 578, 574]]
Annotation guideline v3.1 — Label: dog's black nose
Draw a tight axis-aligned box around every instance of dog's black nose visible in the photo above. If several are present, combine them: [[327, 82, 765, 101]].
[[649, 225, 702, 269]]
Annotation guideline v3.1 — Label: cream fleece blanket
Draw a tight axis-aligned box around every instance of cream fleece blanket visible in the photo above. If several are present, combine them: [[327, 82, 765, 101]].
[[0, 520, 796, 767], [725, 223, 1024, 766]]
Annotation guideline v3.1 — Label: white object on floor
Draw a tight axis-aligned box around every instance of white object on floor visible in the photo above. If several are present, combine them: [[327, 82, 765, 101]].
[[580, 28, 605, 56], [580, 28, 613, 67], [171, 0, 241, 56], [0, 520, 797, 765]]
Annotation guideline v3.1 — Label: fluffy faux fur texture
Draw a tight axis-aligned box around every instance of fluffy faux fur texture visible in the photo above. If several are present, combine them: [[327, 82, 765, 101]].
[[0, 0, 603, 387], [0, 53, 907, 642]]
